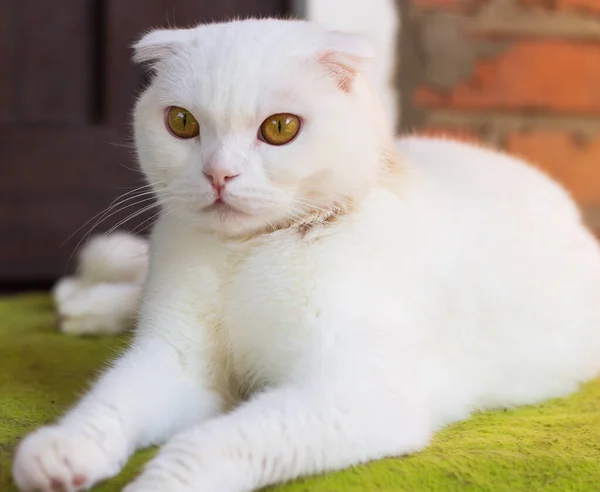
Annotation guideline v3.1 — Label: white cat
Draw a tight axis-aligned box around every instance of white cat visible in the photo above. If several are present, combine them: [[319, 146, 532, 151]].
[[13, 18, 600, 492]]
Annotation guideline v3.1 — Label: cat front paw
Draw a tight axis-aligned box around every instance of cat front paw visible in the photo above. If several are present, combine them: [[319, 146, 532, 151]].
[[12, 425, 120, 492]]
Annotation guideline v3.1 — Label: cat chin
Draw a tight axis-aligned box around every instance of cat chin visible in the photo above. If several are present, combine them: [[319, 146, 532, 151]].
[[201, 200, 249, 217], [174, 206, 269, 238], [202, 211, 257, 236]]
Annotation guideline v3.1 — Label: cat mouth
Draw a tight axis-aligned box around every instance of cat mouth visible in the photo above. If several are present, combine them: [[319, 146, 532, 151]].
[[202, 199, 247, 216]]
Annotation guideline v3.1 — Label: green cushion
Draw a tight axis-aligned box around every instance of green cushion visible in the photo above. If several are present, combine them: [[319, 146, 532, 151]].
[[1, 294, 599, 491]]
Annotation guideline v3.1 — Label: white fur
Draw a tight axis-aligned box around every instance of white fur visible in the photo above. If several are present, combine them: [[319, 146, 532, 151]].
[[75, 231, 148, 285], [14, 18, 600, 492], [52, 233, 147, 335], [54, 280, 141, 335]]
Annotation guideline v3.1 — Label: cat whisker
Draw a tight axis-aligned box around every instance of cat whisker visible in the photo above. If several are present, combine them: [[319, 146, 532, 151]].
[[100, 140, 155, 153], [130, 213, 161, 236], [290, 197, 328, 209], [63, 189, 163, 247], [114, 183, 157, 193], [104, 202, 162, 237], [115, 160, 144, 173], [65, 196, 161, 269], [100, 141, 138, 149], [64, 185, 168, 271], [129, 201, 181, 236]]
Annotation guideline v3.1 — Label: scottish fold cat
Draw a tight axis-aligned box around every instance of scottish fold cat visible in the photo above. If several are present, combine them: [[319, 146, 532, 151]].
[[13, 18, 600, 492]]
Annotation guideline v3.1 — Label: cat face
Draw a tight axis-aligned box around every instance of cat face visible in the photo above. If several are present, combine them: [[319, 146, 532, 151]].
[[133, 19, 386, 237]]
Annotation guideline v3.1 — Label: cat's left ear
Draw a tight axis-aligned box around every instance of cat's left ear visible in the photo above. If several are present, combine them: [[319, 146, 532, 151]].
[[318, 31, 375, 92], [132, 28, 192, 65]]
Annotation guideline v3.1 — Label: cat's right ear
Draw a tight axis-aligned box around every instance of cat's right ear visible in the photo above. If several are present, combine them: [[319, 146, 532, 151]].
[[132, 29, 191, 65], [317, 31, 375, 92]]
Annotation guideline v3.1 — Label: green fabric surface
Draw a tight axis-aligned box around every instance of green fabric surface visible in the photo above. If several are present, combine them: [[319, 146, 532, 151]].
[[1, 294, 599, 491]]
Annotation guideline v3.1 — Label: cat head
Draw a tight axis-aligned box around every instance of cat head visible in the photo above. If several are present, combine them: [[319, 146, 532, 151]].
[[133, 18, 394, 238]]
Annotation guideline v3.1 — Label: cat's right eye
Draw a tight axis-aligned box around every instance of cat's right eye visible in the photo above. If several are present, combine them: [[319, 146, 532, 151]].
[[166, 106, 200, 139], [259, 113, 301, 146]]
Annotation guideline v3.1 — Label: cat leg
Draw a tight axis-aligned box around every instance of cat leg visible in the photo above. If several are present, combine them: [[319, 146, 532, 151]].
[[12, 334, 221, 492], [14, 219, 226, 492], [124, 355, 431, 492]]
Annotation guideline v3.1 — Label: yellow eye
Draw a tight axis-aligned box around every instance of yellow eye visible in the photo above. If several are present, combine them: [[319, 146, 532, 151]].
[[166, 106, 199, 139], [259, 113, 301, 146]]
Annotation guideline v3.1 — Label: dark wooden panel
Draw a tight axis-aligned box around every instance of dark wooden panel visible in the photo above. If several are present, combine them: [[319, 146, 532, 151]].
[[162, 0, 290, 23], [1, 194, 154, 278], [0, 0, 16, 121], [0, 126, 140, 191], [19, 0, 93, 122], [0, 126, 152, 278]]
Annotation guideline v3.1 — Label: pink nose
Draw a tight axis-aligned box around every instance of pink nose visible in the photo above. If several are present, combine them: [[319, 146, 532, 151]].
[[203, 167, 239, 189]]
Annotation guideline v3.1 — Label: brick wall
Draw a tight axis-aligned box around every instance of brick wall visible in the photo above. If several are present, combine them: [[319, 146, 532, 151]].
[[399, 0, 600, 234]]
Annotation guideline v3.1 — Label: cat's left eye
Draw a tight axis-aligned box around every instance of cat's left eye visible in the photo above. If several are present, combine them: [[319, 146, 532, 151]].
[[259, 113, 301, 146], [166, 106, 200, 139]]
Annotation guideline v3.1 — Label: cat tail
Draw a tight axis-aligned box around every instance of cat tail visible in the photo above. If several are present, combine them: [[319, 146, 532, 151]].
[[74, 231, 149, 285], [53, 232, 148, 335]]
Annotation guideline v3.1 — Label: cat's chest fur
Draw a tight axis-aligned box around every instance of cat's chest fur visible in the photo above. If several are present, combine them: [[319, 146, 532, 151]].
[[153, 191, 403, 404], [218, 231, 329, 396]]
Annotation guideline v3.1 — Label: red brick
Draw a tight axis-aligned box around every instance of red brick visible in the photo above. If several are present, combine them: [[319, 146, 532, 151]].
[[560, 0, 600, 12], [412, 0, 486, 9], [412, 0, 464, 8], [415, 40, 600, 113], [506, 131, 600, 207], [521, 0, 600, 13]]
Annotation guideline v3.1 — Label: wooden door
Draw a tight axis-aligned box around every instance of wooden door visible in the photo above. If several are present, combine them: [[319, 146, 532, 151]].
[[0, 0, 288, 285]]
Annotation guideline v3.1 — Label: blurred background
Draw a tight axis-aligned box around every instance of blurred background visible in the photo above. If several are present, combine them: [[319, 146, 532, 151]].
[[1, 0, 599, 291]]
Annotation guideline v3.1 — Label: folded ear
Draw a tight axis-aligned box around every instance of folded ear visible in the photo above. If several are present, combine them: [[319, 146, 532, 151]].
[[132, 28, 193, 64], [317, 31, 375, 92]]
